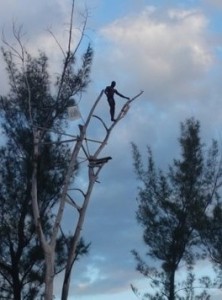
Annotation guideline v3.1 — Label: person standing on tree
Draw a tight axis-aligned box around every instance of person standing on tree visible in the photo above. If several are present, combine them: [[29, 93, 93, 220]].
[[105, 81, 130, 121]]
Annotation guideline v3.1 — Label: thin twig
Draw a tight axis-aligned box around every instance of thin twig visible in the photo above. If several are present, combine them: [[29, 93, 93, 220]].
[[92, 114, 108, 131], [66, 194, 81, 212]]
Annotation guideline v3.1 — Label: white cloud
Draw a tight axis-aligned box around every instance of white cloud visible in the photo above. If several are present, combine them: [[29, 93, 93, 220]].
[[1, 2, 222, 300], [98, 6, 212, 104]]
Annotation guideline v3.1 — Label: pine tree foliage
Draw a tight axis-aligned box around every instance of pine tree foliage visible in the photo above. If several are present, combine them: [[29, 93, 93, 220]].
[[0, 6, 144, 298], [132, 118, 222, 300], [199, 196, 222, 282], [0, 27, 92, 299]]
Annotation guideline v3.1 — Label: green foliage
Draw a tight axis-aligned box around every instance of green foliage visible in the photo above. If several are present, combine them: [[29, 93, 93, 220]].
[[0, 39, 93, 299], [132, 118, 222, 300], [200, 203, 222, 271]]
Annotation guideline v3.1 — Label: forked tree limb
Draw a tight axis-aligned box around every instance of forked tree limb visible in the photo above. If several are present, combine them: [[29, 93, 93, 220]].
[[93, 90, 144, 158], [61, 89, 143, 300]]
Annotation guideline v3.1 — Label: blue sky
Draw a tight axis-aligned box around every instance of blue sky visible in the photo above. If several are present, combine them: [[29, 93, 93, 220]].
[[1, 0, 222, 299]]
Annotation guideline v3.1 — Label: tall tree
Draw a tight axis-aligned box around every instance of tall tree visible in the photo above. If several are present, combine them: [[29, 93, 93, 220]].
[[131, 118, 222, 300], [0, 2, 144, 298], [1, 16, 144, 300], [0, 118, 70, 299], [0, 8, 92, 299]]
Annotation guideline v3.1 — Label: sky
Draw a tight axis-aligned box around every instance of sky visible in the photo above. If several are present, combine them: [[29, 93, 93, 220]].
[[1, 0, 222, 299]]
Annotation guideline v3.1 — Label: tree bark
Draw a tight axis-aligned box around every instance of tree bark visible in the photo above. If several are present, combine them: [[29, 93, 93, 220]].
[[168, 269, 175, 300], [12, 267, 21, 300], [31, 130, 55, 300], [44, 250, 55, 300], [61, 91, 143, 300], [61, 168, 96, 300]]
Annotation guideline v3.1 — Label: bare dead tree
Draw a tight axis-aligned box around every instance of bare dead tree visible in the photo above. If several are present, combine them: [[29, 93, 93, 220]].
[[60, 91, 143, 300], [31, 86, 143, 300]]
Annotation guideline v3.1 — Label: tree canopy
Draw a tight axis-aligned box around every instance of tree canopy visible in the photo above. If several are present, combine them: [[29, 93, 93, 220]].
[[132, 118, 222, 300], [0, 27, 93, 299]]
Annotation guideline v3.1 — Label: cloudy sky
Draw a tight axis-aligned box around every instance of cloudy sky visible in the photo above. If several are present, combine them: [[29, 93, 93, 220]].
[[1, 0, 222, 299]]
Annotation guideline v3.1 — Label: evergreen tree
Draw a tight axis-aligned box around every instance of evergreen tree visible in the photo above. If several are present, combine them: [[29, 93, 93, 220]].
[[132, 118, 222, 300], [0, 6, 144, 298], [0, 34, 92, 299]]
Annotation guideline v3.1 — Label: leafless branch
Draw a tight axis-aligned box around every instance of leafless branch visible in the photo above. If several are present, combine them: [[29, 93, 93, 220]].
[[67, 188, 86, 198], [66, 194, 81, 212], [71, 7, 88, 59], [2, 24, 26, 60], [92, 114, 109, 131], [47, 28, 66, 57]]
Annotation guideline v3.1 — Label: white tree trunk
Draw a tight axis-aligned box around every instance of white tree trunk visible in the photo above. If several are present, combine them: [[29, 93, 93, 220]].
[[31, 130, 55, 300], [61, 168, 96, 300], [44, 250, 55, 300], [61, 91, 144, 299]]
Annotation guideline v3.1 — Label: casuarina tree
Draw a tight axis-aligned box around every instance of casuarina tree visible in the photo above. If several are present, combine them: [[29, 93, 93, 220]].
[[0, 2, 92, 298], [131, 118, 222, 300], [0, 2, 144, 298]]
